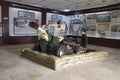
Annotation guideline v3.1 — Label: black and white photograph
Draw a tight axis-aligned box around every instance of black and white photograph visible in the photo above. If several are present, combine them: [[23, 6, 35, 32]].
[[14, 17, 38, 35], [87, 26, 96, 31], [111, 25, 118, 32], [87, 14, 97, 20], [97, 13, 111, 22], [112, 10, 120, 18], [51, 15, 62, 21], [117, 25, 120, 32], [69, 24, 80, 35], [18, 11, 35, 18], [49, 26, 55, 35]]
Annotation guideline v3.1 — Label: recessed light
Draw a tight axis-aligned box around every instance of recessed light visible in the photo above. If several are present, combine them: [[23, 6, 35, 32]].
[[63, 8, 71, 12]]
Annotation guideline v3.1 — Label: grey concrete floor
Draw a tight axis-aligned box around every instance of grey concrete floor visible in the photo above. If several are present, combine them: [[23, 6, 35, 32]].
[[0, 44, 120, 80]]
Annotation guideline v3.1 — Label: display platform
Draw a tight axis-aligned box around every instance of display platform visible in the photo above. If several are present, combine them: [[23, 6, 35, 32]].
[[21, 48, 108, 70]]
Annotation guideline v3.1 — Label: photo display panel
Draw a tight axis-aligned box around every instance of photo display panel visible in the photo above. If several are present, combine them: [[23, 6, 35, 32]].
[[9, 7, 41, 36]]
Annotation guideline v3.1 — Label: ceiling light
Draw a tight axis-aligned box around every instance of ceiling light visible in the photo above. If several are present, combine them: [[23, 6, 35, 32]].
[[63, 8, 71, 12]]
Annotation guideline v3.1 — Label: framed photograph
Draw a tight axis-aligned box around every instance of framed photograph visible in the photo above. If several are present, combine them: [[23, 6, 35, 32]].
[[18, 11, 35, 18], [14, 17, 38, 35], [87, 14, 97, 19], [51, 15, 62, 21], [111, 25, 118, 32], [112, 10, 119, 18], [87, 26, 96, 31], [48, 20, 53, 24], [69, 24, 80, 35], [97, 13, 111, 22], [48, 20, 57, 24], [117, 25, 120, 32]]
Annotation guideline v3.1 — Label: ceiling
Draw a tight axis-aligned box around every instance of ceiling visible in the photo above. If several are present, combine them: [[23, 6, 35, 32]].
[[5, 0, 120, 12]]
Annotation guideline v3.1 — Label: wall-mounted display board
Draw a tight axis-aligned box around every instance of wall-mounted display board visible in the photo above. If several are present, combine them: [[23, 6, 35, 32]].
[[18, 11, 35, 18], [9, 7, 41, 36], [46, 13, 70, 35], [112, 10, 120, 18], [48, 23, 66, 37], [87, 14, 97, 20], [109, 10, 120, 39], [13, 17, 38, 35], [69, 15, 87, 35], [69, 19, 83, 35], [69, 10, 120, 40], [0, 6, 2, 36], [86, 20, 96, 31]]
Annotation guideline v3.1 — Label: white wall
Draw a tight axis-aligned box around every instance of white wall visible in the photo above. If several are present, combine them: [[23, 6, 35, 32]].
[[0, 6, 2, 36], [9, 7, 41, 36]]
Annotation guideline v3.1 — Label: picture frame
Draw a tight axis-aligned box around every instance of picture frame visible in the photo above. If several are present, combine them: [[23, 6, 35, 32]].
[[86, 25, 96, 31], [18, 11, 35, 18], [51, 15, 62, 21], [13, 17, 38, 35], [87, 14, 97, 19], [112, 10, 119, 18], [111, 25, 118, 32], [117, 26, 120, 32], [97, 13, 111, 22]]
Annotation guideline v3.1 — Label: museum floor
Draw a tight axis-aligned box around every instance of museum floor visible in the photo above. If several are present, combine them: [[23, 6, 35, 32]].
[[0, 44, 120, 80]]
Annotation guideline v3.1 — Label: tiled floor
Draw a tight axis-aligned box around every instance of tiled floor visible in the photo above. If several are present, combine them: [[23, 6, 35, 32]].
[[0, 44, 120, 80]]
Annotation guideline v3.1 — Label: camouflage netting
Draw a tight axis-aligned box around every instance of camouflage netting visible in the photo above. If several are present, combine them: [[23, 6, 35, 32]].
[[21, 48, 108, 70]]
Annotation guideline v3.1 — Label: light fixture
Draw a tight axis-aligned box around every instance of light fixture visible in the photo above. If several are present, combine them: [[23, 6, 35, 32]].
[[63, 8, 71, 12]]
